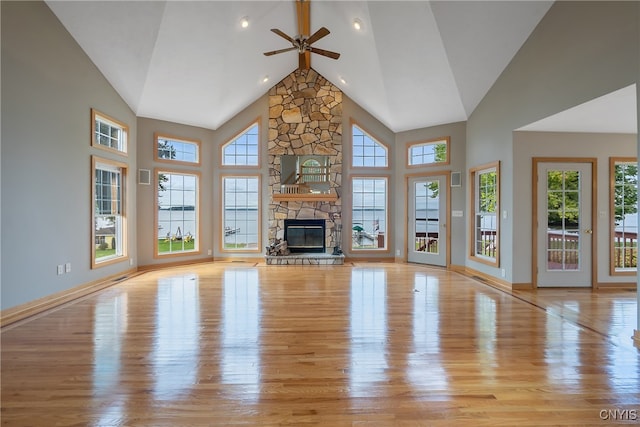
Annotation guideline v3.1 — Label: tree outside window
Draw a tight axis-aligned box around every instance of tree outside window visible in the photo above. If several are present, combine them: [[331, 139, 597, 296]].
[[611, 159, 638, 273]]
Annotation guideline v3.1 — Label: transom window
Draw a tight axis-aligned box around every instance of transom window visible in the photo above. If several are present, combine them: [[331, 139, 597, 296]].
[[91, 109, 128, 154], [156, 170, 199, 256], [351, 177, 388, 250], [610, 158, 638, 274], [222, 123, 259, 166], [222, 176, 261, 252], [470, 162, 500, 265], [352, 124, 387, 167], [408, 137, 449, 166], [92, 157, 127, 267], [155, 133, 200, 165]]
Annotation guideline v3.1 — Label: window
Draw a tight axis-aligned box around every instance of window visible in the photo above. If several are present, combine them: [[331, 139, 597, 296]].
[[92, 157, 127, 267], [352, 124, 388, 167], [408, 137, 450, 166], [156, 170, 200, 256], [610, 158, 638, 274], [222, 123, 259, 166], [469, 162, 499, 265], [155, 133, 200, 165], [91, 109, 128, 154], [222, 176, 261, 252], [351, 177, 388, 250]]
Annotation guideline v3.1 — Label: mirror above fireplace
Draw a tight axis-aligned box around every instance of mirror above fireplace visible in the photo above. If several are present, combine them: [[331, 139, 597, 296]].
[[273, 155, 338, 201]]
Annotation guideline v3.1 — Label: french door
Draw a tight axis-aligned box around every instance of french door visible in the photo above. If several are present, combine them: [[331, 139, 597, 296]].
[[408, 175, 447, 266], [535, 161, 593, 287]]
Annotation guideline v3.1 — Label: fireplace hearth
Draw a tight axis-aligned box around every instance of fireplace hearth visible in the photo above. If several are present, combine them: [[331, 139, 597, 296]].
[[284, 219, 326, 253]]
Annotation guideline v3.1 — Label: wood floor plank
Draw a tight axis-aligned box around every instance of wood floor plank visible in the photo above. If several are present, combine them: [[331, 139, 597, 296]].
[[1, 263, 638, 426]]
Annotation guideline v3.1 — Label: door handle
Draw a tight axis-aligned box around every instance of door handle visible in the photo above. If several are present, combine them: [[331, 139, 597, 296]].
[[584, 229, 593, 234]]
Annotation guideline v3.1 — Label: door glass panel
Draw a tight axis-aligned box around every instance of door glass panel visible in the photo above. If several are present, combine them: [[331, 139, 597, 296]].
[[613, 162, 638, 272], [414, 181, 439, 254], [546, 170, 581, 271]]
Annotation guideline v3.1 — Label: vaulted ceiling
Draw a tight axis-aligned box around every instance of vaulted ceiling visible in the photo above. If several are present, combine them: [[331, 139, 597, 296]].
[[46, 1, 591, 133]]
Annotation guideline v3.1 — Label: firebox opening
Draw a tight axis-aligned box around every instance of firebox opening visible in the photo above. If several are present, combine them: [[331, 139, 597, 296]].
[[284, 219, 326, 253]]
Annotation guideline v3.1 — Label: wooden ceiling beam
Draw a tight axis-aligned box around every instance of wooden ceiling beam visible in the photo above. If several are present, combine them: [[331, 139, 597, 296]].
[[296, 0, 311, 69]]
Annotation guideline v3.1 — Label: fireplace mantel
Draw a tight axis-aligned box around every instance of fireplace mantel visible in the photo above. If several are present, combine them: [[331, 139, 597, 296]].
[[272, 190, 338, 202]]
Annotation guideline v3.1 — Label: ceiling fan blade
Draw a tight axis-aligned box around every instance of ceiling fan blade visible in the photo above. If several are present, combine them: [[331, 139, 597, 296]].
[[308, 46, 340, 60], [270, 28, 294, 44], [264, 47, 297, 56], [306, 27, 330, 45]]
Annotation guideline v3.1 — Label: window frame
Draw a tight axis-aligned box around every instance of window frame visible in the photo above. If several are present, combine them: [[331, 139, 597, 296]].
[[220, 120, 261, 168], [91, 109, 128, 155], [350, 176, 390, 253], [91, 156, 128, 268], [468, 161, 500, 267], [406, 137, 451, 168], [220, 174, 262, 253], [351, 121, 390, 169], [609, 157, 638, 276], [154, 133, 201, 166], [154, 168, 201, 258]]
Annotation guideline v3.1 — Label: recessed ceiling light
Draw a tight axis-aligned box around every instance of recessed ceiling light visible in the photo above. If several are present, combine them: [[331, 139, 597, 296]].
[[339, 76, 347, 85], [240, 17, 249, 29], [353, 19, 362, 31], [262, 76, 270, 83]]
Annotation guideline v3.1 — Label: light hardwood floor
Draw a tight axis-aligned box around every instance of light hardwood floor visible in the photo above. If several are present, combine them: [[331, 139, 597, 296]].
[[2, 262, 638, 426]]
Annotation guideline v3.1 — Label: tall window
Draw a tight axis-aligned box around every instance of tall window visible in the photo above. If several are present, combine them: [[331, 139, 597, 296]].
[[222, 176, 261, 252], [91, 109, 128, 154], [408, 137, 449, 166], [156, 171, 199, 256], [155, 133, 200, 165], [352, 177, 388, 250], [92, 157, 127, 267], [610, 158, 638, 274], [470, 162, 499, 265], [222, 123, 259, 166], [352, 124, 388, 167]]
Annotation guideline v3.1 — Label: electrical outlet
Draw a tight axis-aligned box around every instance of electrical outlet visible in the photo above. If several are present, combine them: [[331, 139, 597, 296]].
[[501, 268, 506, 277], [396, 249, 400, 256], [208, 249, 212, 256], [65, 262, 71, 273], [57, 265, 64, 275], [129, 258, 134, 266]]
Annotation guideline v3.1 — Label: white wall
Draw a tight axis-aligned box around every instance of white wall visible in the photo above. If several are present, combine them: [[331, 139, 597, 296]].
[[1, 1, 137, 309], [467, 1, 639, 283]]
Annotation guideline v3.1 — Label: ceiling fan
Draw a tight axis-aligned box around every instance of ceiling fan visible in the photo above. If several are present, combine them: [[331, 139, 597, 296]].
[[263, 0, 340, 69]]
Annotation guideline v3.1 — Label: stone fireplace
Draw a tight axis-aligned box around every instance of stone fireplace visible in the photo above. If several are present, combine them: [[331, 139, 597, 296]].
[[267, 68, 342, 253]]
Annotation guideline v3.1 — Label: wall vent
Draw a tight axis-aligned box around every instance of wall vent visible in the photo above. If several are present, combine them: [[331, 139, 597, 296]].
[[138, 169, 151, 185]]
